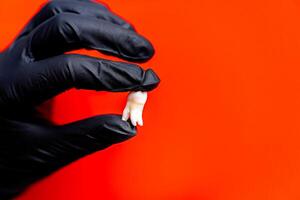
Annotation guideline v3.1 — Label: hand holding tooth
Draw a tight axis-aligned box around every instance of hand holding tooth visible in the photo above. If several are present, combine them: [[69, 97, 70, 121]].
[[0, 0, 160, 198], [122, 91, 148, 126]]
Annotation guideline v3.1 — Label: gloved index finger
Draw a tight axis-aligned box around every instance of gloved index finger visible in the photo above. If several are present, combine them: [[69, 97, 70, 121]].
[[18, 0, 134, 39], [29, 13, 154, 62]]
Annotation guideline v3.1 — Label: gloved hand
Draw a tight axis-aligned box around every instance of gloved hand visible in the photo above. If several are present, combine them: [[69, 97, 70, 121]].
[[0, 0, 160, 199]]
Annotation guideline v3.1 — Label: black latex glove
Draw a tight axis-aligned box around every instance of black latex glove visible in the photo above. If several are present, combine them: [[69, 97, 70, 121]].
[[0, 0, 160, 199]]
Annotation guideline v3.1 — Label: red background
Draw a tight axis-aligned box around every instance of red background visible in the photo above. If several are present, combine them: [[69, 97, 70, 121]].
[[1, 0, 300, 199]]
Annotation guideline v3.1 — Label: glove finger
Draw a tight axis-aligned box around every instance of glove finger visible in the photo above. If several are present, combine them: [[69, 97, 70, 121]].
[[18, 1, 134, 39], [58, 114, 136, 149], [27, 13, 153, 62], [27, 114, 136, 169], [54, 0, 133, 31], [10, 54, 159, 107], [0, 114, 135, 199]]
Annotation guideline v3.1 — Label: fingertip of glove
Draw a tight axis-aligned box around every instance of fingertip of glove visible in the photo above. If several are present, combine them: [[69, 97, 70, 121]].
[[136, 37, 155, 61], [140, 69, 161, 91], [102, 115, 137, 142], [121, 33, 155, 62]]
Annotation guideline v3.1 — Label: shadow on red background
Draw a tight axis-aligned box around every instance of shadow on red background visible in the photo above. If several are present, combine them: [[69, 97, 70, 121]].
[[1, 0, 300, 199]]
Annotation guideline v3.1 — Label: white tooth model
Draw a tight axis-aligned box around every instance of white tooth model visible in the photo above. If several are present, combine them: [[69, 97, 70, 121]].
[[122, 91, 148, 126]]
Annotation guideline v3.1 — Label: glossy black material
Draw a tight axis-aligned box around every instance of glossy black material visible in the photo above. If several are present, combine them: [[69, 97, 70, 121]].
[[0, 0, 160, 199]]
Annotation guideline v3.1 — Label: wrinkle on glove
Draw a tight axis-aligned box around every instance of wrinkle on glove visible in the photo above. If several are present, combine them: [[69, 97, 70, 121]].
[[0, 0, 160, 199]]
